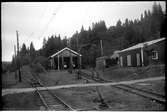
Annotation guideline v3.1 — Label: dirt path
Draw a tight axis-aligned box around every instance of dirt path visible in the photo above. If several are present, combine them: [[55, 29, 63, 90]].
[[2, 76, 165, 96]]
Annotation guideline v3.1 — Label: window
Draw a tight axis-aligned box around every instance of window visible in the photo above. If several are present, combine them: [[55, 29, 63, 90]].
[[152, 51, 158, 60], [120, 56, 123, 66], [127, 55, 131, 66]]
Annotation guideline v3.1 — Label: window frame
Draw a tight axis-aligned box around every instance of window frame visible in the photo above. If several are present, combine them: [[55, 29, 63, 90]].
[[152, 50, 158, 60]]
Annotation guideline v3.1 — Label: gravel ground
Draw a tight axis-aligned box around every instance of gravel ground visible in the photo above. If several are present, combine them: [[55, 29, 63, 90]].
[[38, 70, 89, 86], [102, 64, 165, 81], [50, 85, 165, 111], [2, 91, 43, 110], [2, 65, 165, 110], [131, 79, 165, 96]]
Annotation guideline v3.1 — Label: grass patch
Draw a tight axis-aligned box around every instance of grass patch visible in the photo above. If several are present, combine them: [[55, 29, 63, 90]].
[[103, 64, 165, 81], [2, 92, 42, 110]]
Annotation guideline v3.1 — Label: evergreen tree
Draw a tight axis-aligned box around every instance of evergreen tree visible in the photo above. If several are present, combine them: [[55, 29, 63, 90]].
[[20, 43, 27, 57], [30, 42, 36, 60]]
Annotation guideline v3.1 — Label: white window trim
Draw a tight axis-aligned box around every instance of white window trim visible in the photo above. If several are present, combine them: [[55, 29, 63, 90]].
[[152, 51, 158, 60]]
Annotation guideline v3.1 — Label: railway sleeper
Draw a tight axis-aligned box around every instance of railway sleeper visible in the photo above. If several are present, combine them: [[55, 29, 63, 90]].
[[48, 104, 68, 110]]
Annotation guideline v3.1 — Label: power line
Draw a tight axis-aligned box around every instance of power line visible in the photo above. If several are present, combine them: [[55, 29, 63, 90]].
[[18, 6, 49, 46], [38, 6, 62, 39], [19, 5, 63, 47]]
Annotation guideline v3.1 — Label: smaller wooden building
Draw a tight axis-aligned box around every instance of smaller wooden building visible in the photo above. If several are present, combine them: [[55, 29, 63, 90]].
[[118, 37, 165, 67], [49, 47, 82, 70], [96, 56, 108, 70]]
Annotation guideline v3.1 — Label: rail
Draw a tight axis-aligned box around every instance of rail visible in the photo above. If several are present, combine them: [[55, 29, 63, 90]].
[[22, 71, 75, 111], [78, 70, 166, 104]]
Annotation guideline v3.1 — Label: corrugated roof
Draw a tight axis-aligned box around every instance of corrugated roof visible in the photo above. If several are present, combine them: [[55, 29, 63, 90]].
[[119, 37, 165, 53], [50, 47, 82, 58]]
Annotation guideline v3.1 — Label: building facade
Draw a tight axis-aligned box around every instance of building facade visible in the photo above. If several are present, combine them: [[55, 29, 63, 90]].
[[118, 38, 165, 67], [49, 47, 82, 70]]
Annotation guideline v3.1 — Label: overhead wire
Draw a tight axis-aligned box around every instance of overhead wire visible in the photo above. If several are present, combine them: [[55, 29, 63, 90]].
[[21, 4, 62, 47], [37, 5, 62, 39], [21, 5, 49, 45]]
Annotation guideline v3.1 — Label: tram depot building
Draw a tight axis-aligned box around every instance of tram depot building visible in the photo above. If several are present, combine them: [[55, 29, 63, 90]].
[[49, 47, 82, 70], [118, 37, 165, 67]]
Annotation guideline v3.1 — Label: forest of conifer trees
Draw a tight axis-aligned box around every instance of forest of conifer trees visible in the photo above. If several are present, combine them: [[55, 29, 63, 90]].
[[10, 2, 165, 70]]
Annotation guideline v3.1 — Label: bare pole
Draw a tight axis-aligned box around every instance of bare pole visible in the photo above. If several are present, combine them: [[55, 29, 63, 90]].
[[14, 45, 16, 58], [77, 34, 80, 69], [69, 38, 73, 73], [16, 30, 22, 82], [77, 34, 81, 79], [100, 39, 105, 74], [14, 45, 17, 80], [58, 54, 60, 71], [100, 40, 103, 57]]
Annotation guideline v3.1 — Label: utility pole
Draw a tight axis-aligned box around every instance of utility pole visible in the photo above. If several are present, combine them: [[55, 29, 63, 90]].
[[16, 30, 22, 82], [14, 45, 16, 58], [14, 45, 17, 80], [100, 39, 105, 75], [77, 34, 80, 69], [100, 40, 103, 56], [77, 34, 81, 79], [68, 38, 73, 73]]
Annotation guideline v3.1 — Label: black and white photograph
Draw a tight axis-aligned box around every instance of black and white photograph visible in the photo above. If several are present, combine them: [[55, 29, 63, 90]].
[[1, 1, 166, 111]]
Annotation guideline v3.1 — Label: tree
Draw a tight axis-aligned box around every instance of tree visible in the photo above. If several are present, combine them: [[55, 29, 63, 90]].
[[42, 37, 47, 49], [20, 43, 27, 57], [116, 19, 122, 27], [33, 3, 165, 68], [30, 42, 36, 61]]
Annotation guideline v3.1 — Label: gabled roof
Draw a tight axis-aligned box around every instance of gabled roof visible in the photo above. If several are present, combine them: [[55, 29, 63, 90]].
[[119, 37, 166, 53], [50, 47, 82, 58]]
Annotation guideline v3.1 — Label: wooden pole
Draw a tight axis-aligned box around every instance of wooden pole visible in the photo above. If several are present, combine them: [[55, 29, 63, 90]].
[[14, 45, 17, 80], [69, 38, 73, 73], [52, 58, 55, 69], [100, 40, 105, 75], [58, 55, 60, 71], [16, 30, 21, 82], [100, 40, 103, 57], [69, 51, 73, 73]]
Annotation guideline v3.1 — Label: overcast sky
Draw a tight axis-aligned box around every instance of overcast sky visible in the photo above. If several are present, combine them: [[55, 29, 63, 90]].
[[1, 2, 166, 62]]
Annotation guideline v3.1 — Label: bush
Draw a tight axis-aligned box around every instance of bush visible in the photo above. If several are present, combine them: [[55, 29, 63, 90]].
[[33, 56, 49, 70], [106, 58, 118, 67], [30, 63, 45, 73], [20, 55, 31, 66]]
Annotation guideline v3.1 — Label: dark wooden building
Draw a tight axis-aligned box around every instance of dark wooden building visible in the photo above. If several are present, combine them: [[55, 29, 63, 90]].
[[96, 56, 108, 70], [49, 47, 82, 70], [118, 38, 165, 67]]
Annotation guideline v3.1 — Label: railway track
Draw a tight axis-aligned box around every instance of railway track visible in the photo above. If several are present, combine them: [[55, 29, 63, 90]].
[[115, 84, 166, 104], [79, 70, 166, 104], [22, 70, 101, 111], [31, 81, 74, 110], [78, 70, 106, 83], [22, 71, 74, 111]]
